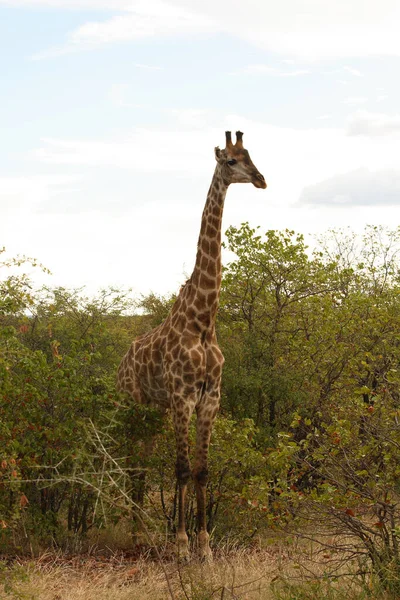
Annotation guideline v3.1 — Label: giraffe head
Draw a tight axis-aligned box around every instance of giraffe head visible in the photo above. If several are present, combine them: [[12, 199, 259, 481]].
[[214, 131, 267, 189]]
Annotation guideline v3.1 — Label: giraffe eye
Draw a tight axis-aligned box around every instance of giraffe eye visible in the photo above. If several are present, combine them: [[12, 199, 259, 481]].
[[227, 159, 237, 166]]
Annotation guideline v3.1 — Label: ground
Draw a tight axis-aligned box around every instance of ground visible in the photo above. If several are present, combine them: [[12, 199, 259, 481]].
[[0, 545, 287, 600], [0, 534, 396, 600]]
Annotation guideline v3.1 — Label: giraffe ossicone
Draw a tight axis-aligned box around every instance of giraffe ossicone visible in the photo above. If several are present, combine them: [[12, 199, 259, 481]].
[[117, 131, 266, 560]]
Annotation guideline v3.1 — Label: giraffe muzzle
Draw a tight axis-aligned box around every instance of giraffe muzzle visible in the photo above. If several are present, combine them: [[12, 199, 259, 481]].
[[253, 172, 267, 189]]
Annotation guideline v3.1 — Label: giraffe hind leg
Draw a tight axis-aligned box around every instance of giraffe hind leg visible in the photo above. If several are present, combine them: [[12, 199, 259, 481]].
[[123, 383, 157, 545]]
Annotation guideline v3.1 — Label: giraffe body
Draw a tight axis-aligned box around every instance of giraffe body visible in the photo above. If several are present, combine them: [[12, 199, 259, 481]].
[[117, 131, 266, 560]]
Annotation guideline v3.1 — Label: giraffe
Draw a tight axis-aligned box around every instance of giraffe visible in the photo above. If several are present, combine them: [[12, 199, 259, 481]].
[[117, 131, 266, 560]]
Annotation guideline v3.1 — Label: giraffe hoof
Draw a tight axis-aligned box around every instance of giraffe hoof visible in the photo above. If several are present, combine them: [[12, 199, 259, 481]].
[[177, 552, 190, 564], [197, 531, 213, 562], [176, 533, 190, 563], [176, 548, 190, 564], [199, 548, 213, 563]]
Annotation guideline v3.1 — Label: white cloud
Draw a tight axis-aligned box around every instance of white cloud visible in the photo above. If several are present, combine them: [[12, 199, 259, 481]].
[[343, 65, 363, 77], [210, 0, 400, 60], [32, 115, 400, 211], [299, 168, 400, 206], [171, 109, 213, 129], [70, 3, 202, 45], [240, 64, 310, 77], [324, 65, 363, 81], [347, 110, 400, 136], [24, 0, 400, 61], [342, 96, 368, 105], [34, 130, 213, 174], [0, 175, 81, 214], [108, 83, 145, 108], [134, 63, 162, 70], [0, 0, 129, 8], [31, 0, 218, 58], [5, 114, 400, 294]]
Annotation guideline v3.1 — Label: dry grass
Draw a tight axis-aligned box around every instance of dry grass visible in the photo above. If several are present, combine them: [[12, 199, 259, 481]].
[[2, 536, 396, 600], [0, 545, 287, 600]]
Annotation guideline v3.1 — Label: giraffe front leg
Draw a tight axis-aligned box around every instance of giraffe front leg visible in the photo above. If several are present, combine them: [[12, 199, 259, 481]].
[[193, 393, 220, 562], [173, 402, 194, 561]]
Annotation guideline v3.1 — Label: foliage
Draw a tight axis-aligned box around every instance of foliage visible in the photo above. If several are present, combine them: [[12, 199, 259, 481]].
[[0, 224, 400, 593], [0, 250, 139, 548], [219, 224, 335, 436], [218, 224, 400, 588]]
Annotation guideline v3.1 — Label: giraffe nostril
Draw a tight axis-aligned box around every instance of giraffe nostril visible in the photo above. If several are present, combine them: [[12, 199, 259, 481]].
[[257, 173, 265, 181]]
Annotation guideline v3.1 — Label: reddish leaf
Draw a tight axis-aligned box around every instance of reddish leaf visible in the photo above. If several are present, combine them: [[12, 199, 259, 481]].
[[20, 494, 29, 508]]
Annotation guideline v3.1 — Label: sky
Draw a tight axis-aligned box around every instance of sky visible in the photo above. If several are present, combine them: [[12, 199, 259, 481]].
[[1, 0, 400, 297]]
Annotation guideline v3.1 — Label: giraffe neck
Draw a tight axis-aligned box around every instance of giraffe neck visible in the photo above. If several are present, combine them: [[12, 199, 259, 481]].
[[189, 165, 228, 315]]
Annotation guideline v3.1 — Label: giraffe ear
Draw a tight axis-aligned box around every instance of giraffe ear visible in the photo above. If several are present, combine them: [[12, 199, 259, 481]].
[[214, 146, 221, 161]]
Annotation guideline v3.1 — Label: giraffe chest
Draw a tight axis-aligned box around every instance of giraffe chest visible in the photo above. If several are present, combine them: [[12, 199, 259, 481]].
[[163, 334, 224, 399], [132, 329, 223, 406]]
